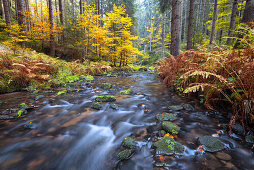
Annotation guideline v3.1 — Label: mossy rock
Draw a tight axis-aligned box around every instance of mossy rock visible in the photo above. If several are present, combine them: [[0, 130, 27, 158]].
[[245, 135, 254, 144], [117, 149, 133, 160], [91, 102, 102, 110], [120, 89, 132, 95], [162, 121, 180, 134], [153, 136, 185, 155], [35, 95, 44, 101], [95, 95, 116, 102], [19, 103, 28, 109], [182, 104, 195, 111], [110, 104, 119, 110], [122, 137, 136, 149], [198, 136, 225, 152], [16, 109, 27, 118], [156, 113, 177, 121], [100, 83, 112, 90], [168, 105, 183, 111], [158, 130, 166, 137]]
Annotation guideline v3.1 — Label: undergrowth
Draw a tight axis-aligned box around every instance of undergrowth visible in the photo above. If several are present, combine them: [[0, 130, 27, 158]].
[[0, 44, 112, 93], [157, 23, 254, 133]]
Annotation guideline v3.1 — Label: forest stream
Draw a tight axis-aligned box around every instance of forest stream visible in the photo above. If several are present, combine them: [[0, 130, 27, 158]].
[[0, 72, 254, 170]]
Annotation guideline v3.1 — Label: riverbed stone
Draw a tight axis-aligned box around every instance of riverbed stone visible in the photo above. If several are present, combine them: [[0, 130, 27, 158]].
[[156, 113, 177, 121], [198, 136, 225, 152], [35, 95, 44, 101], [232, 123, 244, 135], [91, 102, 102, 110], [153, 136, 185, 155], [117, 149, 133, 160], [245, 135, 254, 144], [120, 89, 132, 95], [122, 137, 136, 149], [110, 104, 119, 110], [168, 105, 183, 111], [216, 152, 232, 161], [95, 95, 116, 102], [100, 83, 112, 90], [162, 121, 180, 135], [158, 130, 166, 137], [183, 104, 195, 111]]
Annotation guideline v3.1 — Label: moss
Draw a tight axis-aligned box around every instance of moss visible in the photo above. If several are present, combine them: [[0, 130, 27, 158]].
[[122, 137, 136, 149], [198, 136, 225, 152], [91, 102, 103, 110], [156, 113, 177, 121], [120, 89, 132, 95], [95, 95, 116, 102], [162, 121, 180, 135], [153, 136, 185, 155], [117, 149, 133, 160], [100, 83, 112, 89], [19, 103, 28, 109]]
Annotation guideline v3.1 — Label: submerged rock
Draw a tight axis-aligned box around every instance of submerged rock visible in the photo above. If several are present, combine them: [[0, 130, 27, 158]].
[[153, 136, 185, 155], [117, 149, 133, 160], [110, 104, 119, 110], [35, 95, 44, 101], [100, 83, 112, 90], [156, 113, 177, 121], [198, 136, 224, 152], [162, 121, 180, 135], [122, 137, 136, 149], [232, 123, 245, 135], [95, 95, 116, 102], [120, 89, 132, 95], [168, 105, 183, 111], [245, 135, 254, 144], [91, 102, 102, 110], [183, 104, 195, 111]]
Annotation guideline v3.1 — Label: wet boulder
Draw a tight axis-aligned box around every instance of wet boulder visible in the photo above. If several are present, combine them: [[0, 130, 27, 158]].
[[122, 137, 137, 149], [100, 83, 112, 90], [183, 104, 195, 111], [156, 113, 177, 121], [91, 102, 103, 110], [158, 130, 166, 137], [153, 136, 185, 155], [120, 89, 132, 95], [232, 123, 245, 135], [198, 136, 225, 152], [35, 95, 44, 101], [110, 104, 119, 110], [168, 105, 183, 111], [245, 135, 254, 144], [117, 149, 133, 160], [162, 121, 180, 135], [95, 95, 116, 102]]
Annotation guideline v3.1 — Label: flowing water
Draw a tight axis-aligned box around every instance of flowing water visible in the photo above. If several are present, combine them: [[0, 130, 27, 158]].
[[0, 73, 253, 170]]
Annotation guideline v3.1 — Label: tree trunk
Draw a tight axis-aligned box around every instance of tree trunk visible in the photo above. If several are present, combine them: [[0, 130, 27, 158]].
[[242, 0, 254, 23], [49, 0, 55, 56], [227, 0, 239, 44], [17, 0, 26, 47], [171, 0, 181, 57], [149, 2, 152, 52], [162, 14, 165, 58], [183, 0, 187, 46], [96, 0, 100, 15], [1, 0, 5, 20], [59, 0, 64, 25], [187, 0, 194, 50], [71, 0, 74, 19], [209, 0, 218, 45], [79, 0, 83, 14], [2, 0, 10, 27]]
